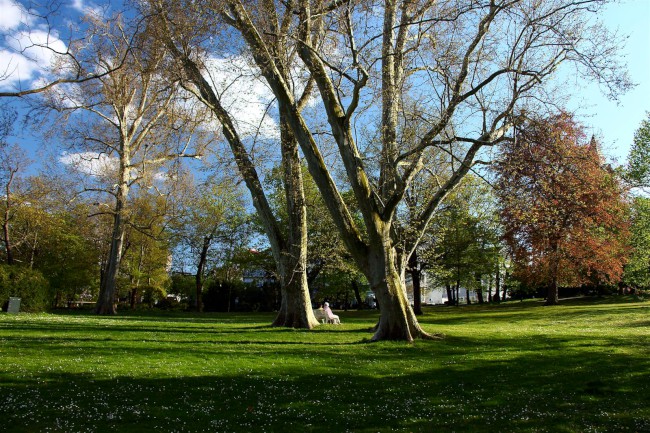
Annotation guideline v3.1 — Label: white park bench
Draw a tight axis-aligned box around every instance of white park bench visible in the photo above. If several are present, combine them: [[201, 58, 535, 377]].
[[313, 308, 327, 324], [313, 306, 340, 324]]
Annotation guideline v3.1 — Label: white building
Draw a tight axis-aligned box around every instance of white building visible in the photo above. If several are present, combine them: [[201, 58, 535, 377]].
[[404, 272, 504, 305]]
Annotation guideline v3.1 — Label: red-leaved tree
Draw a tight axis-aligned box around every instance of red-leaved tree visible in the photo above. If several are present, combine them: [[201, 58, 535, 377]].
[[497, 113, 630, 305]]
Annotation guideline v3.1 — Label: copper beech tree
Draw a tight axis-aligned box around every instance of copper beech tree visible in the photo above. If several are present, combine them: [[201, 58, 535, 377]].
[[497, 113, 630, 305]]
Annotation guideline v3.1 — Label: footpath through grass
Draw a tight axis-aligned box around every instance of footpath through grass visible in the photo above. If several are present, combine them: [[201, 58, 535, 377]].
[[0, 297, 649, 433]]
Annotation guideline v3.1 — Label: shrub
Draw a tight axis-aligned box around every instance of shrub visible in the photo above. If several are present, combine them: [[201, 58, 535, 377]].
[[141, 284, 167, 307], [153, 297, 188, 311], [0, 264, 50, 312]]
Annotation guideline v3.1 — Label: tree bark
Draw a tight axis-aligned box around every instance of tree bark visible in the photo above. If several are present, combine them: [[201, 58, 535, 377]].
[[366, 225, 436, 341], [408, 250, 423, 315], [547, 279, 559, 305], [487, 275, 493, 303], [95, 167, 129, 315], [129, 287, 138, 309], [2, 169, 16, 265], [475, 274, 484, 304], [271, 109, 319, 329], [546, 243, 560, 305], [445, 283, 453, 305], [494, 263, 501, 302], [195, 235, 211, 312], [352, 279, 363, 310], [95, 213, 126, 314]]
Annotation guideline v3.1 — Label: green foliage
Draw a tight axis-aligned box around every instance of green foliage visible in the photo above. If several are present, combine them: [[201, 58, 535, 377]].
[[169, 273, 195, 300], [119, 191, 174, 307], [171, 175, 253, 281], [0, 175, 103, 306], [28, 209, 100, 305], [0, 298, 648, 432], [140, 284, 168, 307], [264, 163, 365, 281], [0, 264, 49, 312], [624, 196, 650, 288], [626, 113, 650, 187], [310, 268, 368, 308], [425, 175, 502, 294]]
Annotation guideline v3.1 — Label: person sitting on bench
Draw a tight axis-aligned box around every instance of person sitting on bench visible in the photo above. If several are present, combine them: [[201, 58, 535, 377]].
[[323, 302, 340, 324]]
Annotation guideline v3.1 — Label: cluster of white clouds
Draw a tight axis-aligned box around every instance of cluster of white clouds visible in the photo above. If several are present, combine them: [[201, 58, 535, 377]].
[[59, 151, 172, 187], [205, 56, 280, 141], [0, 0, 102, 91], [57, 55, 303, 175], [59, 151, 117, 177], [4, 2, 302, 175]]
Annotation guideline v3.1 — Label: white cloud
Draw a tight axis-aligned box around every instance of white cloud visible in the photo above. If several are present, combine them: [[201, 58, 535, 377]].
[[59, 152, 117, 177], [153, 171, 169, 182], [7, 29, 68, 65], [0, 0, 32, 32], [70, 0, 104, 20], [70, 0, 84, 11], [59, 152, 172, 185], [0, 28, 69, 90], [0, 48, 41, 86], [205, 56, 280, 140]]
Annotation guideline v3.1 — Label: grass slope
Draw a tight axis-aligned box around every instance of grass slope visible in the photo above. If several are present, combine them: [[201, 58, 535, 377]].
[[0, 297, 649, 432]]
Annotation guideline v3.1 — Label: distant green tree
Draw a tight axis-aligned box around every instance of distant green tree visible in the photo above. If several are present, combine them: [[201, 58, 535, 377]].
[[0, 143, 30, 266], [0, 173, 101, 306], [30, 209, 101, 307], [624, 197, 650, 290], [626, 113, 650, 188], [120, 191, 173, 309], [424, 176, 502, 305], [0, 264, 49, 312], [170, 172, 252, 311]]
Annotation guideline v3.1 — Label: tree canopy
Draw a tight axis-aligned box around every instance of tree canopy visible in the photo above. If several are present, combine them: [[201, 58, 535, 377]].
[[626, 113, 650, 189]]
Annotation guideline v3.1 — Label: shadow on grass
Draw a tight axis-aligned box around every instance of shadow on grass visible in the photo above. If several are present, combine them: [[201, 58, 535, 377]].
[[0, 344, 648, 433], [2, 296, 648, 432], [419, 297, 650, 326], [50, 309, 278, 324]]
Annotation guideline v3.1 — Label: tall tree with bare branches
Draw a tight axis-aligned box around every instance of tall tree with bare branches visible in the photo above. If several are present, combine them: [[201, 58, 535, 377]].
[[147, 1, 321, 328], [149, 0, 629, 340], [47, 14, 206, 314]]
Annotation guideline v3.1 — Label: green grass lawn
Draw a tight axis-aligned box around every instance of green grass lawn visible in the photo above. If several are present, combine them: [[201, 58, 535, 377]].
[[1, 297, 649, 432]]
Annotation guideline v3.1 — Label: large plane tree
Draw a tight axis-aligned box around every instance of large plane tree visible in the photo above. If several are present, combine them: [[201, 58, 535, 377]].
[[149, 0, 629, 340], [45, 15, 206, 315]]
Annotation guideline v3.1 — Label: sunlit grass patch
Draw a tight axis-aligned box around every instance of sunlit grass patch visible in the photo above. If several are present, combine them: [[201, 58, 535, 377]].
[[0, 296, 649, 432]]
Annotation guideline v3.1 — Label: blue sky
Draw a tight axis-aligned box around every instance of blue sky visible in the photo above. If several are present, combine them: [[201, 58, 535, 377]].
[[575, 0, 650, 163], [0, 0, 648, 168]]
